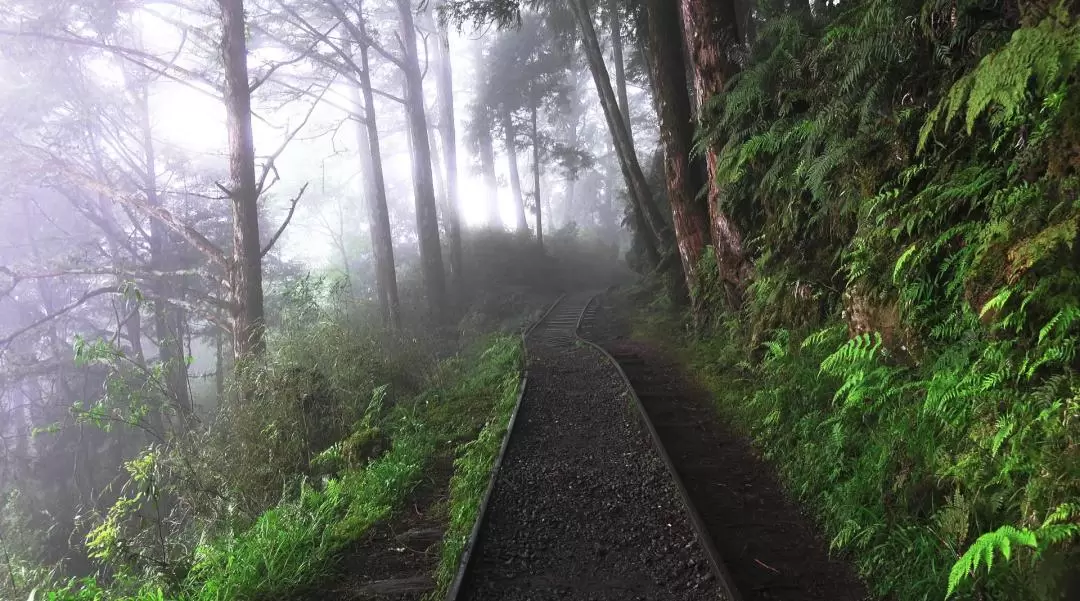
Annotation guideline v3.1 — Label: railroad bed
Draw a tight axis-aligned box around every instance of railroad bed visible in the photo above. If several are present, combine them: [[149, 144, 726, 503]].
[[456, 293, 734, 601]]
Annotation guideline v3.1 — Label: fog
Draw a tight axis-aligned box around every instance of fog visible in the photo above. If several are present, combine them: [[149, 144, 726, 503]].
[[0, 0, 656, 591]]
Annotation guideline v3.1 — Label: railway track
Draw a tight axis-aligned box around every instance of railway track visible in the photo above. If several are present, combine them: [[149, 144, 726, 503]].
[[579, 294, 869, 601], [450, 293, 739, 601]]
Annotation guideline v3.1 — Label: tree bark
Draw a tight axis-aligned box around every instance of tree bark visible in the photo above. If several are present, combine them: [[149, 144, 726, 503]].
[[352, 33, 401, 329], [396, 0, 447, 317], [530, 105, 544, 251], [680, 0, 752, 307], [432, 0, 464, 293], [502, 110, 529, 233], [646, 0, 711, 297], [214, 322, 226, 401], [220, 0, 266, 359], [568, 0, 664, 265], [608, 0, 633, 142]]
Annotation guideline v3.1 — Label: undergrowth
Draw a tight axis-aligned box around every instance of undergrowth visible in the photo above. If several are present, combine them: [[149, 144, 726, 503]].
[[428, 341, 523, 599], [643, 1, 1080, 600], [31, 335, 524, 601]]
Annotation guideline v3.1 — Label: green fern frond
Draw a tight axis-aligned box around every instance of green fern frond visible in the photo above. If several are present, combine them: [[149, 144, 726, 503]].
[[947, 525, 1037, 597], [1038, 306, 1080, 345], [921, 12, 1080, 151], [820, 333, 882, 376], [802, 324, 847, 350]]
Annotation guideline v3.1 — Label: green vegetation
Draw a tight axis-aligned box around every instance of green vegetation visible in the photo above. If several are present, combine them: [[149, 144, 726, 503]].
[[187, 424, 433, 601], [430, 346, 523, 598], [631, 2, 1080, 600], [27, 315, 523, 601]]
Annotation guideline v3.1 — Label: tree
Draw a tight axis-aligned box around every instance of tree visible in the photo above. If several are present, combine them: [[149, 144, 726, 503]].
[[221, 0, 268, 358], [353, 34, 403, 329], [473, 14, 592, 246], [679, 0, 752, 307], [395, 0, 448, 317], [1, 0, 312, 366], [265, 0, 404, 329], [503, 109, 530, 232], [607, 0, 632, 142], [645, 0, 711, 299], [289, 0, 448, 318], [446, 0, 671, 265], [566, 0, 668, 265], [430, 0, 465, 292]]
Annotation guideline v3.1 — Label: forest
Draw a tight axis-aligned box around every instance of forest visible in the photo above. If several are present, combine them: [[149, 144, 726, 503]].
[[0, 0, 1078, 600]]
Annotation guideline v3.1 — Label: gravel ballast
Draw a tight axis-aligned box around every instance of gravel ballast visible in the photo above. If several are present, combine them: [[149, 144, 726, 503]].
[[459, 295, 725, 601], [582, 293, 869, 601]]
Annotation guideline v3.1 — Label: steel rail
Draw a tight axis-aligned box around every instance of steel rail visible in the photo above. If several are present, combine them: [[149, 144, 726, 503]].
[[444, 293, 566, 601], [574, 295, 745, 601]]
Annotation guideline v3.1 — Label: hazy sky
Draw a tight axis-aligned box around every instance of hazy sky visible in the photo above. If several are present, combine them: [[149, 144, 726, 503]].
[[139, 4, 511, 268]]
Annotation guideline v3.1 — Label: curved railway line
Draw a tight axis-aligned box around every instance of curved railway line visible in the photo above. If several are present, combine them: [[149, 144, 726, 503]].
[[449, 293, 740, 601]]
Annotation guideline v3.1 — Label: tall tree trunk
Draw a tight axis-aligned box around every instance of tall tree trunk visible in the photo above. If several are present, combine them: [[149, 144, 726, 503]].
[[478, 123, 501, 227], [503, 110, 529, 232], [220, 0, 266, 359], [353, 26, 401, 329], [680, 0, 752, 307], [351, 93, 386, 311], [431, 130, 448, 217], [432, 0, 464, 294], [646, 0, 711, 298], [530, 105, 544, 251], [634, 4, 659, 102], [214, 323, 226, 401], [473, 43, 501, 227], [396, 0, 447, 317], [608, 0, 633, 142], [600, 156, 620, 237], [568, 0, 664, 265], [564, 177, 577, 226], [135, 79, 192, 417]]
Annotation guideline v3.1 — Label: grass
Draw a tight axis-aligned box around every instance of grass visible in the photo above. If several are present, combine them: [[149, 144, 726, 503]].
[[187, 427, 434, 601], [36, 336, 524, 601], [428, 339, 523, 599]]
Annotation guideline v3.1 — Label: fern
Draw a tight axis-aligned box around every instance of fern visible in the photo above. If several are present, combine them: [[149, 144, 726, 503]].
[[820, 333, 882, 376], [949, 504, 1080, 597], [948, 525, 1038, 597], [921, 10, 1080, 150]]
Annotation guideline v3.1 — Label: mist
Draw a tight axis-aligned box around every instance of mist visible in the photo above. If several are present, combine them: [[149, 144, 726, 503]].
[[7, 0, 1080, 599], [0, 0, 649, 593]]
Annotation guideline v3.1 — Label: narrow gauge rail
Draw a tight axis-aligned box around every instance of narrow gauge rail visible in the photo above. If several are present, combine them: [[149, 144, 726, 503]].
[[449, 292, 740, 601]]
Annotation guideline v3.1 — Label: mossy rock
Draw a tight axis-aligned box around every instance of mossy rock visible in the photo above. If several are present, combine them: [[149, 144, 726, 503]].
[[310, 424, 391, 477], [341, 424, 391, 469]]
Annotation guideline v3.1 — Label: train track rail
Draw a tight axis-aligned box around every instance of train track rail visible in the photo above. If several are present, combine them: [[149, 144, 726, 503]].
[[448, 292, 741, 601]]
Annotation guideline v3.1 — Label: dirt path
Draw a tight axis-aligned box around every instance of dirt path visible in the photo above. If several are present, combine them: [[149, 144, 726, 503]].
[[459, 293, 726, 601], [581, 293, 868, 601]]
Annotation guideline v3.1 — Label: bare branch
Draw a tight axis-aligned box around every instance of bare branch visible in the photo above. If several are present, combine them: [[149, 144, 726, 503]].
[[0, 29, 223, 101], [249, 23, 339, 93], [262, 183, 309, 257], [0, 286, 119, 349], [255, 82, 332, 196], [325, 0, 406, 70], [63, 166, 230, 269]]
